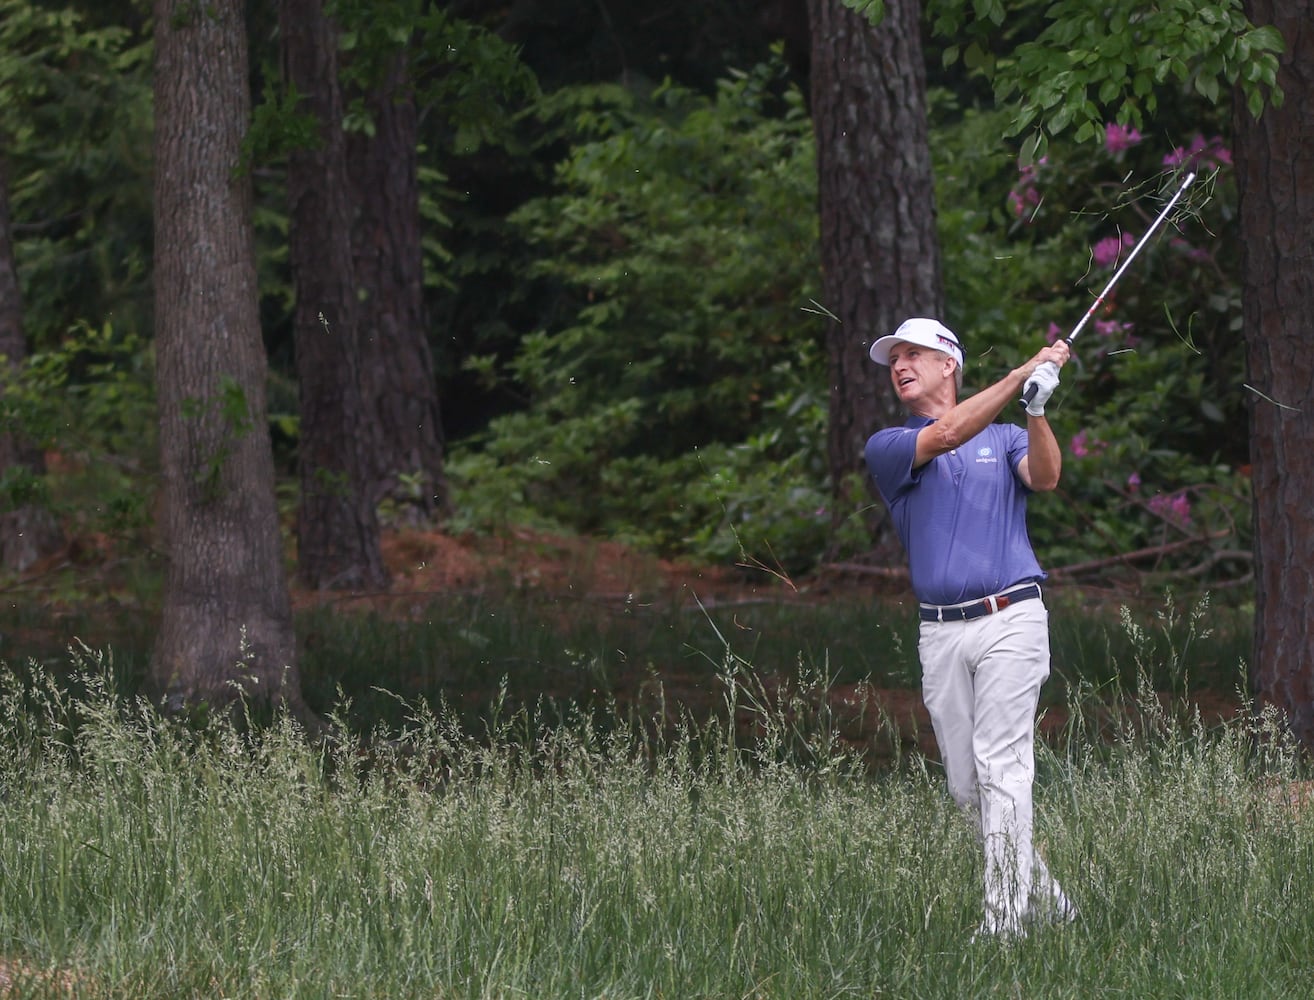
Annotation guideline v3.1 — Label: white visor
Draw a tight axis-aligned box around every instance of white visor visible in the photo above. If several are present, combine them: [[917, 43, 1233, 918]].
[[869, 317, 965, 369]]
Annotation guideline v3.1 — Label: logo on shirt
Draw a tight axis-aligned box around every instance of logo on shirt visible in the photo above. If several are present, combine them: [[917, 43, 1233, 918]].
[[976, 446, 998, 465]]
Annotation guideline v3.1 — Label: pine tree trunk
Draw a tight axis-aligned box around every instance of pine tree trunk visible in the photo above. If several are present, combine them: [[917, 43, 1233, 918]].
[[282, 0, 389, 590], [806, 0, 943, 543], [346, 50, 449, 527], [1235, 0, 1314, 749], [150, 0, 303, 713]]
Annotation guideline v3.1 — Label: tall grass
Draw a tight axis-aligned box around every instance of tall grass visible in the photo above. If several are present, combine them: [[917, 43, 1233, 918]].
[[293, 590, 925, 730], [1, 579, 1250, 730], [0, 620, 1310, 999]]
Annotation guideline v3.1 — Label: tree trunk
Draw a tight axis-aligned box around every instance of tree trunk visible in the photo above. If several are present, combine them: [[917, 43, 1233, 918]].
[[0, 152, 62, 571], [346, 49, 450, 527], [150, 0, 302, 713], [805, 0, 943, 541], [1235, 0, 1314, 749], [282, 0, 389, 590]]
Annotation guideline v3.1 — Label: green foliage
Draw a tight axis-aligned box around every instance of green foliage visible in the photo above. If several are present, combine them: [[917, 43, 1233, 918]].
[[3, 321, 153, 454], [0, 0, 153, 348], [331, 0, 540, 153], [179, 374, 261, 501], [447, 55, 827, 567], [0, 320, 156, 541], [842, 0, 888, 21], [242, 83, 322, 173], [924, 0, 1283, 158]]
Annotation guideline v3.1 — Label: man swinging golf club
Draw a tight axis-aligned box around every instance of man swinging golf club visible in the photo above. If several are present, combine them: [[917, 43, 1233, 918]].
[[864, 317, 1075, 939]]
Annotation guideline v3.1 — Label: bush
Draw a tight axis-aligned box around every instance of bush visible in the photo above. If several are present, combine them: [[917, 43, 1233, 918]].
[[447, 53, 829, 570]]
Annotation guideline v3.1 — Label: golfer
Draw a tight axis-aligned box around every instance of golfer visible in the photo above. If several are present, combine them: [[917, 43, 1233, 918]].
[[864, 317, 1075, 939]]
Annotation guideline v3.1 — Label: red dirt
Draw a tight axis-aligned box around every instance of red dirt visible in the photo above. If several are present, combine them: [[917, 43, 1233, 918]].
[[360, 525, 788, 607]]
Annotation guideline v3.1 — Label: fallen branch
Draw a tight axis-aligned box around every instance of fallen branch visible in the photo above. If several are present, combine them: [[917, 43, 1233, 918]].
[[1049, 531, 1231, 578], [819, 563, 910, 581]]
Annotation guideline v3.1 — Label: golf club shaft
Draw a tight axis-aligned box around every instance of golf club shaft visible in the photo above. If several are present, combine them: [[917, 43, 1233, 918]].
[[1020, 170, 1197, 408]]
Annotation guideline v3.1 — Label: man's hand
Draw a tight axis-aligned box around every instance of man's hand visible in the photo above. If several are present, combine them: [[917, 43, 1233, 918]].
[[1018, 339, 1070, 416], [1023, 362, 1060, 416]]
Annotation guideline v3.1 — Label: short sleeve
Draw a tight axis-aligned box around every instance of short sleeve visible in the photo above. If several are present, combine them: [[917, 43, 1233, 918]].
[[1002, 423, 1030, 489], [864, 426, 921, 503]]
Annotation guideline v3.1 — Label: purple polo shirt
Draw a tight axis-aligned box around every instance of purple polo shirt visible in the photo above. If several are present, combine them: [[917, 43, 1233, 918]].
[[864, 416, 1046, 605]]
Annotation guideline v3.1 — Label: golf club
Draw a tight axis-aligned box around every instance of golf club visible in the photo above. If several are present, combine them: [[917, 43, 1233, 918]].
[[1021, 170, 1197, 409]]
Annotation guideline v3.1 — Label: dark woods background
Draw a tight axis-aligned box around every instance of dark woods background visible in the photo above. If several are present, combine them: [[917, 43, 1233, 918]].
[[4, 0, 1310, 741]]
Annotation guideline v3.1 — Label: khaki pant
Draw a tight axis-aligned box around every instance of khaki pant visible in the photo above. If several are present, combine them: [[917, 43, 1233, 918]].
[[918, 596, 1071, 935]]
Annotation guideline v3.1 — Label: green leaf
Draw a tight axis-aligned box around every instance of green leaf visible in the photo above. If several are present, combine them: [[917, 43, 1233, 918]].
[[841, 0, 885, 23], [1047, 102, 1075, 135], [1018, 130, 1046, 167], [1249, 25, 1286, 55]]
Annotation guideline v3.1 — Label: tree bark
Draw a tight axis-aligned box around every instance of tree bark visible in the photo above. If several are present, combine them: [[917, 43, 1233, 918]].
[[1235, 0, 1314, 748], [0, 152, 62, 571], [346, 48, 450, 527], [805, 0, 943, 538], [150, 0, 303, 712], [282, 0, 389, 590]]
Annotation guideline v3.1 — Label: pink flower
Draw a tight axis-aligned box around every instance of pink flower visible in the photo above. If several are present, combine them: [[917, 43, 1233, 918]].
[[1171, 494, 1192, 523], [1127, 472, 1141, 493], [1163, 134, 1232, 172], [1148, 490, 1192, 526], [1163, 137, 1202, 168], [1045, 322, 1064, 345], [1093, 233, 1136, 268], [1170, 237, 1212, 263], [1070, 430, 1106, 458], [1094, 319, 1136, 350], [1007, 161, 1045, 220], [1104, 123, 1143, 154], [1008, 185, 1040, 219]]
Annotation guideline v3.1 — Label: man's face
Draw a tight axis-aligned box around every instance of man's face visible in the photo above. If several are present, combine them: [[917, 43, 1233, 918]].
[[887, 342, 953, 406]]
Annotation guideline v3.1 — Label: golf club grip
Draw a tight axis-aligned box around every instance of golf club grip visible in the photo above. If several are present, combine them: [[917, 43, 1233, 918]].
[[1019, 381, 1039, 409]]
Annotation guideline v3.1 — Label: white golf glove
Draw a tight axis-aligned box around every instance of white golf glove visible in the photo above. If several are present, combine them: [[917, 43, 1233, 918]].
[[1023, 361, 1061, 416]]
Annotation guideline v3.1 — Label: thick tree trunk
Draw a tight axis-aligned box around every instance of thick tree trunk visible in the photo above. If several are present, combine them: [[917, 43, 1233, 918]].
[[346, 50, 450, 526], [0, 153, 62, 571], [1235, 1, 1314, 748], [805, 0, 943, 538], [282, 0, 389, 590], [150, 0, 303, 713]]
